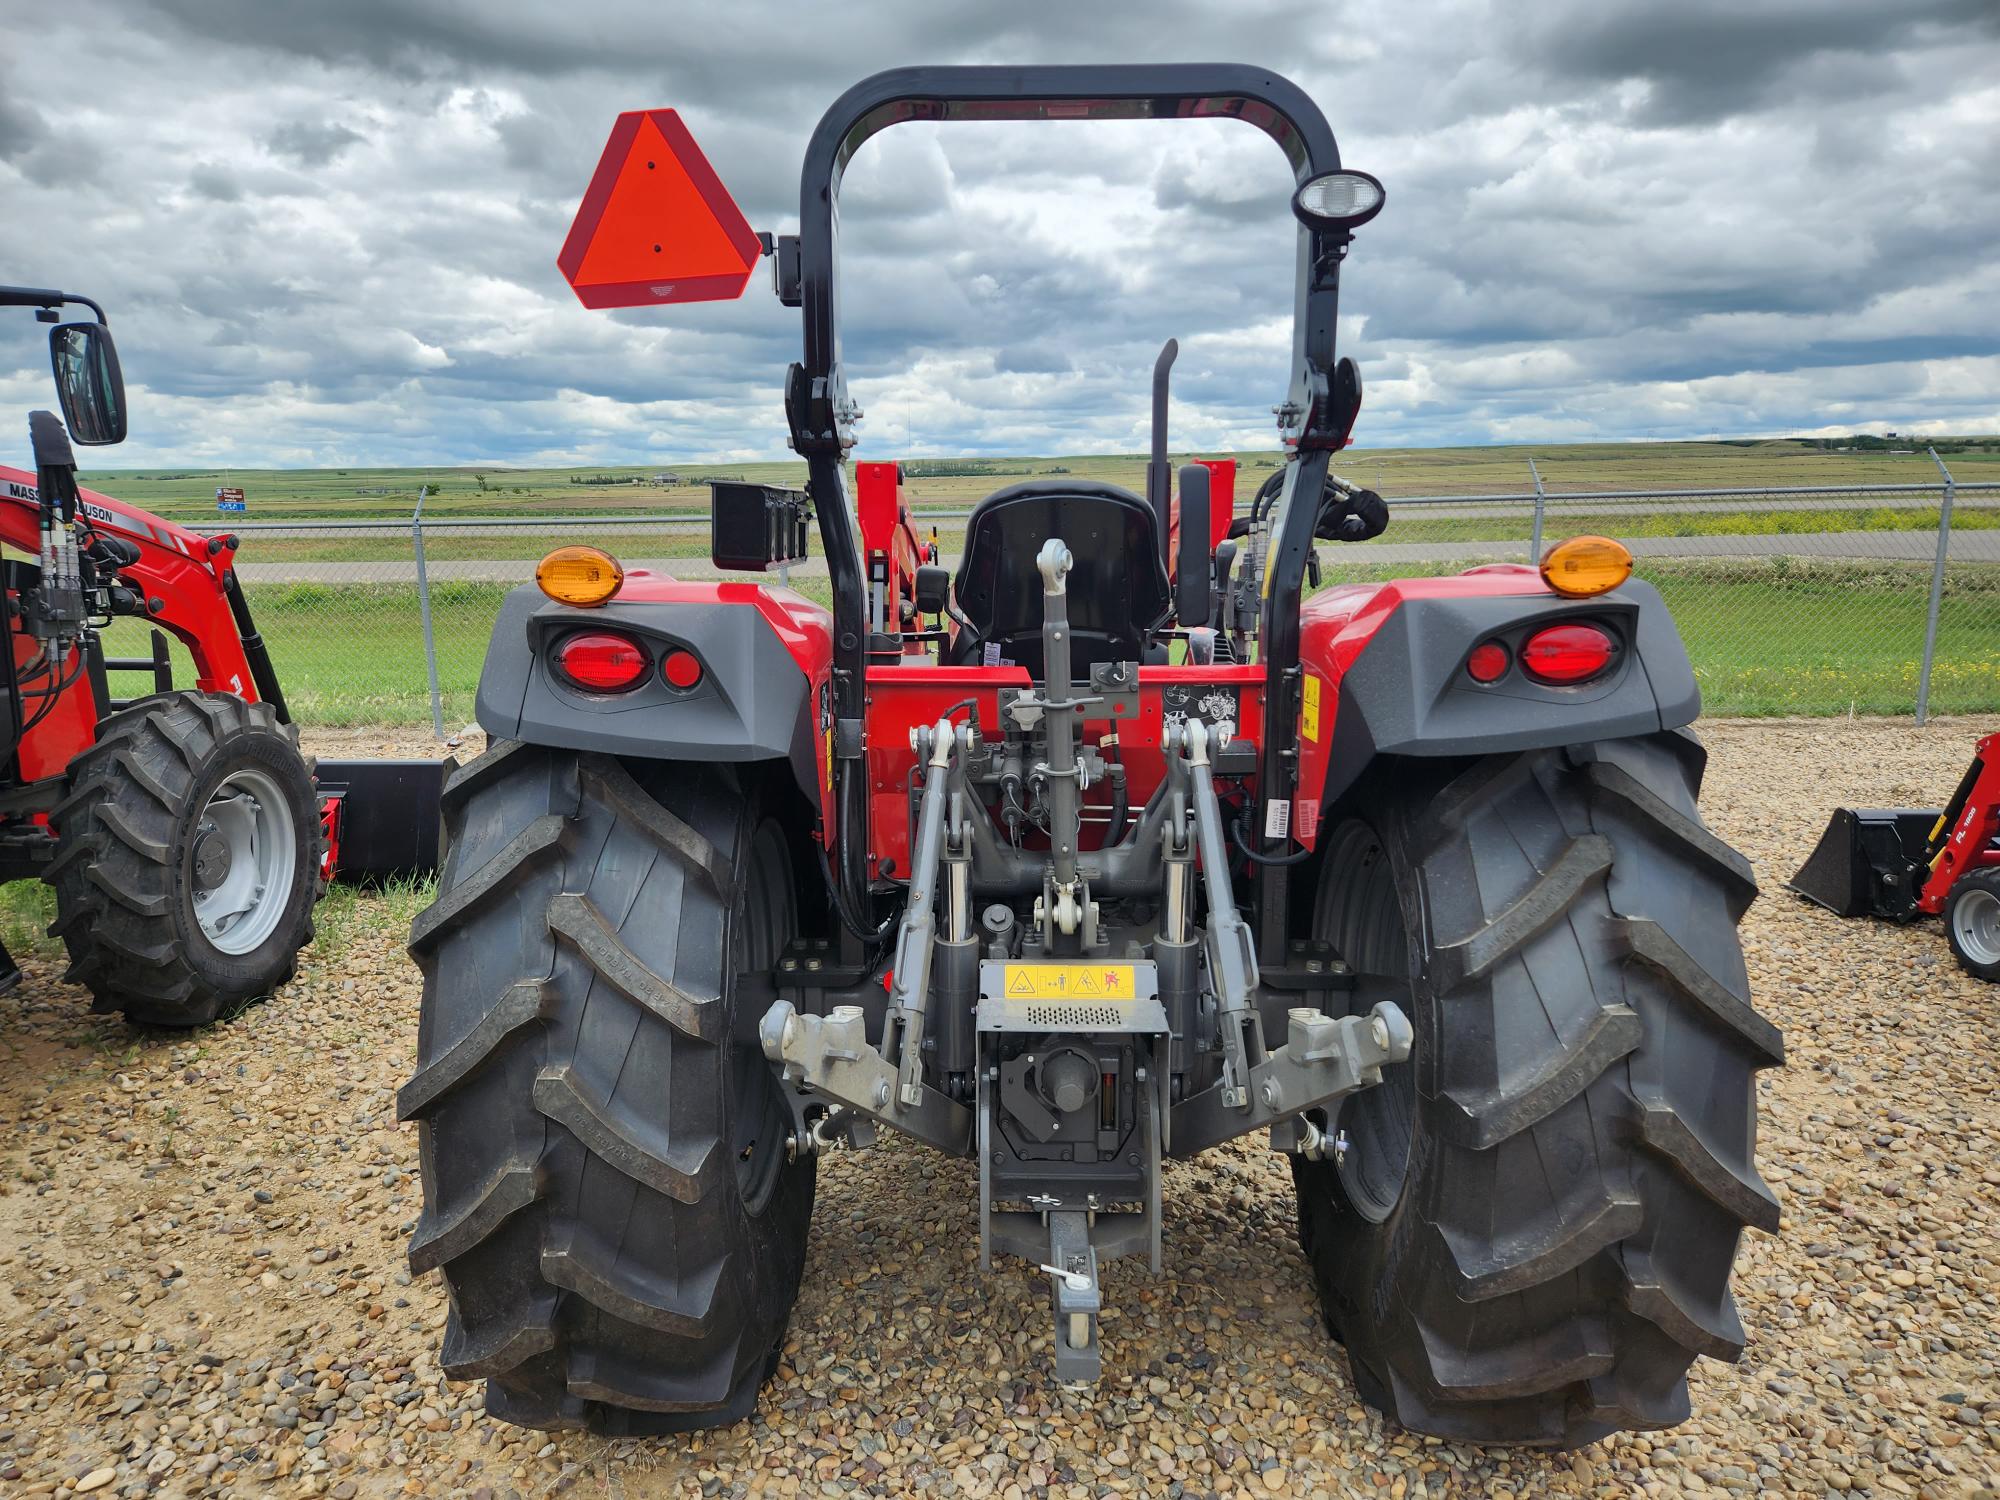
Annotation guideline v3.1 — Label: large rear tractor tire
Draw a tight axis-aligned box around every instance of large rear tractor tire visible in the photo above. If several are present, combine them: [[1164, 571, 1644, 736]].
[[399, 742, 816, 1435], [47, 691, 322, 1028], [1291, 731, 1780, 1447]]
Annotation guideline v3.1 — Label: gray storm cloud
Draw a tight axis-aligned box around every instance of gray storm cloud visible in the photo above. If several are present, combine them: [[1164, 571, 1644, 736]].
[[0, 0, 1994, 467]]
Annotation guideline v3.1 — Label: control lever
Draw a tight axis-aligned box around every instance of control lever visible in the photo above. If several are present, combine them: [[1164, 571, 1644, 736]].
[[1039, 1261, 1091, 1292]]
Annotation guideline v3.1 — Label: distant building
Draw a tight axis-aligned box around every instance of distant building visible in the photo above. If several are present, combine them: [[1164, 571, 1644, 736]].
[[651, 472, 681, 485]]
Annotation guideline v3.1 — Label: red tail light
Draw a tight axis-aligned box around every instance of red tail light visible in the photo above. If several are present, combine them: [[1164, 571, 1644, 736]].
[[661, 648, 704, 690], [1465, 641, 1510, 683], [552, 630, 649, 692], [1520, 623, 1617, 684]]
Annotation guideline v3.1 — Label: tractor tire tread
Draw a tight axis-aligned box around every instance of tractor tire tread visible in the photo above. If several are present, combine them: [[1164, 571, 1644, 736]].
[[46, 691, 321, 1028], [1613, 917, 1784, 1067], [532, 1062, 719, 1202], [545, 891, 722, 1042], [407, 745, 814, 1436], [1426, 834, 1613, 989], [539, 1228, 729, 1338], [1437, 1002, 1642, 1147], [1435, 1190, 1644, 1302], [407, 1160, 542, 1275], [396, 980, 555, 1122], [406, 815, 569, 952], [1294, 732, 1776, 1449], [440, 1300, 558, 1382]]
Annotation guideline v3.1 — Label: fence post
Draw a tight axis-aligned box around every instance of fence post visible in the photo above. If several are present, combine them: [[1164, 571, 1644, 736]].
[[1528, 457, 1547, 560], [412, 485, 446, 739], [1915, 449, 1955, 726]]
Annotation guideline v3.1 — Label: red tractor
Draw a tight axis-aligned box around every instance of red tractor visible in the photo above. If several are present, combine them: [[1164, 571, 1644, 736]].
[[1791, 734, 2000, 980], [0, 286, 322, 1024], [403, 66, 1780, 1447]]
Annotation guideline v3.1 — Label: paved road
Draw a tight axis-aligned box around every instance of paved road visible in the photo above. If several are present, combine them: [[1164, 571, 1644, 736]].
[[230, 528, 1987, 585]]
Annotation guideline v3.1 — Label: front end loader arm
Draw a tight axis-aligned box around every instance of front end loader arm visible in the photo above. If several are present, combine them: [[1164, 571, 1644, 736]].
[[0, 463, 265, 706]]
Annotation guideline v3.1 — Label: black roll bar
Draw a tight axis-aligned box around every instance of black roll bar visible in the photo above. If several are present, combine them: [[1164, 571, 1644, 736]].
[[786, 66, 1357, 942]]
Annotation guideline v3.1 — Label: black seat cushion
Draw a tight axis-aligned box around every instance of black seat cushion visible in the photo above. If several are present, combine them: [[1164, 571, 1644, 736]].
[[950, 481, 1171, 678]]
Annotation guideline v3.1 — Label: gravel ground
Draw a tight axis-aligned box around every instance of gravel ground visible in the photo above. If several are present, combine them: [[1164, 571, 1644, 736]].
[[1, 717, 1997, 1499]]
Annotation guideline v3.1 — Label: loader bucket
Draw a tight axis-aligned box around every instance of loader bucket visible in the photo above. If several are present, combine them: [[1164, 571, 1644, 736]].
[[1788, 807, 1939, 921]]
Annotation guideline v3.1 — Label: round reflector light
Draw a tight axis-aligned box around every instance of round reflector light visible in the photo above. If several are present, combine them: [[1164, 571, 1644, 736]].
[[661, 648, 703, 690], [553, 630, 649, 692], [536, 545, 624, 607], [1539, 535, 1633, 598], [1292, 171, 1387, 231], [1520, 623, 1617, 685], [1465, 641, 1510, 683]]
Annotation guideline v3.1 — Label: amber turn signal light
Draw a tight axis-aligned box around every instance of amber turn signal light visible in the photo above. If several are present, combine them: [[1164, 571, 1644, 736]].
[[536, 545, 625, 607], [1540, 535, 1633, 598]]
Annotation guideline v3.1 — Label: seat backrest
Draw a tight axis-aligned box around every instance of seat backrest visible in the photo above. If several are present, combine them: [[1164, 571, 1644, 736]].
[[951, 480, 1171, 678]]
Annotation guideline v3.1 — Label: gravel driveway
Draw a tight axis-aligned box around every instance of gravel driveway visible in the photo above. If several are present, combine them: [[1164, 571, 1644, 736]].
[[1, 717, 1996, 1499]]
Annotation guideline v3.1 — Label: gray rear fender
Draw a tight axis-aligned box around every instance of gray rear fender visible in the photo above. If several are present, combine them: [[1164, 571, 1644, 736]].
[[473, 585, 824, 805], [1320, 577, 1701, 806]]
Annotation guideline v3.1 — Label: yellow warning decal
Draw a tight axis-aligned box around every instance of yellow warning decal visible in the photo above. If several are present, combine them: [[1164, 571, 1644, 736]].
[[1002, 964, 1138, 1001], [1301, 673, 1322, 743]]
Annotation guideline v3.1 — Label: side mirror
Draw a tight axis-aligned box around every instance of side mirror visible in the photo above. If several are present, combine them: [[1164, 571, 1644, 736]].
[[1175, 464, 1211, 628], [49, 322, 126, 446]]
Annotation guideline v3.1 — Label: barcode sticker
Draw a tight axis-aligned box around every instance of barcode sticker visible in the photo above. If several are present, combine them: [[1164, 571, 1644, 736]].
[[1296, 798, 1320, 841], [1264, 799, 1291, 840], [982, 641, 1003, 666]]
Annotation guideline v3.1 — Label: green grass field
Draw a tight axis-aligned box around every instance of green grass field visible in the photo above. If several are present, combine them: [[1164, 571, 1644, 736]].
[[70, 436, 2000, 524], [42, 437, 1994, 727]]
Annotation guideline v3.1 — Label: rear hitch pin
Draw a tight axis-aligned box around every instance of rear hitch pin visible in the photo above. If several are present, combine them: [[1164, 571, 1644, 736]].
[[1041, 1210, 1102, 1381]]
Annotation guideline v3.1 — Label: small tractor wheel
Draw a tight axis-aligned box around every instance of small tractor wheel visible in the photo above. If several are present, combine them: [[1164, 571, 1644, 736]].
[[47, 691, 323, 1028], [399, 742, 815, 1435], [1291, 731, 1780, 1448], [1943, 869, 2000, 981]]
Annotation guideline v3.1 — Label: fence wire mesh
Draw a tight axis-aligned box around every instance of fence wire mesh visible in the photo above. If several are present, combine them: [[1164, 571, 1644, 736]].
[[171, 467, 1997, 734]]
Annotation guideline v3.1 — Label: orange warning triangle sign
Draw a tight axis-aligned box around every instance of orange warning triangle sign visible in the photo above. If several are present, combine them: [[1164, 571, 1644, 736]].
[[558, 109, 762, 309]]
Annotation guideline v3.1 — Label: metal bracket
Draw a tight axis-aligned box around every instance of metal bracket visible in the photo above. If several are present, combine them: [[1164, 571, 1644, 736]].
[[885, 720, 955, 1106], [784, 1103, 876, 1161], [759, 1001, 971, 1155], [1173, 1001, 1412, 1156], [1174, 717, 1262, 1109]]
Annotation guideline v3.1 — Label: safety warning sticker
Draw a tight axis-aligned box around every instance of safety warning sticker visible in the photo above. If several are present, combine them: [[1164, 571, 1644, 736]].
[[1000, 964, 1138, 1001]]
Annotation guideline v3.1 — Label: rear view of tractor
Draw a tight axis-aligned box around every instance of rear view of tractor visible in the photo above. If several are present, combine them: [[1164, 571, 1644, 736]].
[[403, 66, 1781, 1448], [0, 288, 322, 1025]]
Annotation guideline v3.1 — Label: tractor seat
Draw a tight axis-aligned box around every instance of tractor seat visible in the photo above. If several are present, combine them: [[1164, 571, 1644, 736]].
[[949, 480, 1171, 678]]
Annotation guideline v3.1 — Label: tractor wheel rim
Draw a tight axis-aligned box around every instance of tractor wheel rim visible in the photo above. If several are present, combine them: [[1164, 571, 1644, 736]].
[[1318, 820, 1417, 1224], [731, 821, 795, 1216], [1952, 886, 2000, 967], [192, 767, 297, 956]]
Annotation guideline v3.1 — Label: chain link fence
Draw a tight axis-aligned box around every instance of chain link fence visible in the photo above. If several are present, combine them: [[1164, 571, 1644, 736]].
[[167, 460, 1997, 733]]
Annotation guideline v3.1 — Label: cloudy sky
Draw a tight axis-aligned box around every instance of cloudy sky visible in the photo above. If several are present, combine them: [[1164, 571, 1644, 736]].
[[3, 0, 1997, 468]]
